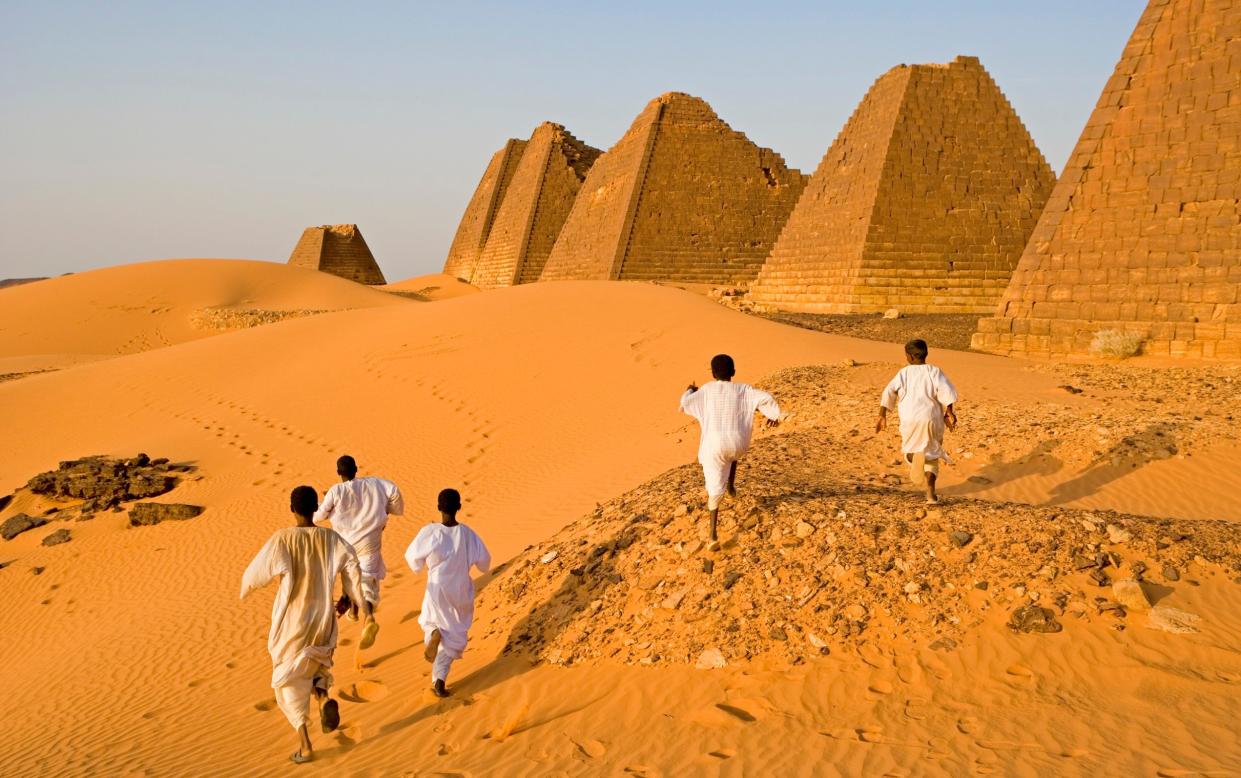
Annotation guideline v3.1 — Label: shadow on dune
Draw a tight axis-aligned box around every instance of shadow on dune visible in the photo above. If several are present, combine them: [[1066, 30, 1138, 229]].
[[1044, 422, 1183, 506], [943, 439, 1066, 497]]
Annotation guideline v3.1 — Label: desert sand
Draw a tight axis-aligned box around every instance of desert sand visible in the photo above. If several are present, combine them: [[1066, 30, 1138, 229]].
[[0, 262, 1238, 776]]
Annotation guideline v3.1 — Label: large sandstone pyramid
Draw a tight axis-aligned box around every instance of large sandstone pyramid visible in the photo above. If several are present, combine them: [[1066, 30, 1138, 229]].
[[470, 123, 601, 289], [748, 56, 1055, 314], [974, 0, 1241, 359], [539, 92, 806, 285], [287, 224, 386, 285], [442, 139, 527, 282]]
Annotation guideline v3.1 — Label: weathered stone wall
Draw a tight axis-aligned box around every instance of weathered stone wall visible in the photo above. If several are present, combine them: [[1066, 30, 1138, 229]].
[[540, 93, 805, 284], [287, 224, 386, 285], [750, 56, 1055, 314], [471, 123, 600, 289], [442, 139, 527, 282], [539, 100, 662, 281], [974, 0, 1241, 360]]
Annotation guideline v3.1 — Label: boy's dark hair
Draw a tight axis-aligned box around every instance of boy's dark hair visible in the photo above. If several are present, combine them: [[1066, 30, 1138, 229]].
[[905, 339, 929, 360], [710, 354, 736, 379], [336, 455, 358, 478], [290, 485, 319, 518], [438, 488, 462, 514]]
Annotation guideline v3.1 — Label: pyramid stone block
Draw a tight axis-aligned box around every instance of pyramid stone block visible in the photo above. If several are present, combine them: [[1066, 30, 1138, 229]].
[[442, 138, 527, 282], [539, 92, 806, 285], [748, 56, 1055, 314], [287, 224, 385, 285], [974, 0, 1241, 360], [471, 123, 601, 289]]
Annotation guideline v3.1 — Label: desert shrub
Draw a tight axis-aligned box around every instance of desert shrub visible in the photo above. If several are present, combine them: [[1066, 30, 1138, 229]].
[[1089, 329, 1145, 359]]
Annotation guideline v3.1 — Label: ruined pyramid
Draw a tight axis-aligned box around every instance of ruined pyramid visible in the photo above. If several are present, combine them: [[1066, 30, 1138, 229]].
[[470, 123, 601, 289], [287, 224, 386, 285], [748, 56, 1055, 314], [442, 138, 527, 282], [974, 0, 1241, 359], [539, 92, 806, 285]]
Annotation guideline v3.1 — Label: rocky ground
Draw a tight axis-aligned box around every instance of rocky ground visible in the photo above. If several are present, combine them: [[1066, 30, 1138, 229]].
[[190, 307, 332, 330], [472, 362, 1241, 669], [754, 311, 980, 352]]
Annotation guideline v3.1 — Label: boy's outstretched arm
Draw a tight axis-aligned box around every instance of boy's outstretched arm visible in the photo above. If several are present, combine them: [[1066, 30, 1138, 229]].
[[944, 403, 957, 431], [875, 406, 888, 433]]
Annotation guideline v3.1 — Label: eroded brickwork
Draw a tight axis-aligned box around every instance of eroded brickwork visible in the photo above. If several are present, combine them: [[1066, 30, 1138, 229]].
[[287, 224, 386, 285], [749, 56, 1055, 314], [471, 123, 600, 289], [442, 139, 527, 282], [539, 93, 805, 284], [974, 0, 1241, 359]]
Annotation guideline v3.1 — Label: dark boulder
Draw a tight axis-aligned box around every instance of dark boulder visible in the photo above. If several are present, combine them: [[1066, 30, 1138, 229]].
[[128, 503, 204, 527]]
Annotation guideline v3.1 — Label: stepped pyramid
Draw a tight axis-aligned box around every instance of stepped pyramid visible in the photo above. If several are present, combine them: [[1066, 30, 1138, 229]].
[[539, 92, 806, 285], [470, 123, 601, 289], [748, 56, 1055, 314], [442, 139, 527, 282], [974, 0, 1241, 359], [287, 224, 386, 285]]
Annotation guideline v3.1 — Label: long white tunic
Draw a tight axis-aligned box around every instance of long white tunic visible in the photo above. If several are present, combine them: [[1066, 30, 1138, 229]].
[[680, 381, 781, 496], [240, 526, 364, 688], [880, 364, 959, 461], [313, 476, 404, 580], [404, 523, 491, 659]]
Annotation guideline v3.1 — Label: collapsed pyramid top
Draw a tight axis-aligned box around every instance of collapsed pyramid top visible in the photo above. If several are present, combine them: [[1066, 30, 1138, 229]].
[[539, 92, 806, 285], [442, 138, 528, 282], [287, 224, 386, 285], [974, 0, 1241, 360], [748, 55, 1055, 314], [470, 122, 601, 289]]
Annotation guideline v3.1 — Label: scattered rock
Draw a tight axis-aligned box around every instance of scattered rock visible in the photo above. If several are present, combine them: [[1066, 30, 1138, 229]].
[[1112, 579, 1150, 612], [882, 308, 901, 320], [1106, 524, 1132, 544], [128, 503, 204, 527], [948, 530, 974, 548], [1146, 606, 1201, 634], [1007, 605, 1062, 634], [966, 475, 992, 485], [722, 571, 743, 590], [31, 566, 44, 575], [695, 647, 727, 670], [794, 520, 816, 539], [702, 559, 714, 575], [1162, 564, 1180, 581], [42, 529, 71, 546], [539, 550, 558, 564], [769, 626, 788, 641], [974, 580, 989, 591], [26, 454, 184, 505], [928, 636, 957, 651], [1, 513, 48, 541]]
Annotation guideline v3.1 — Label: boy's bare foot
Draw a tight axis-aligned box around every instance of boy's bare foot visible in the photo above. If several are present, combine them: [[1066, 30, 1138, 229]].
[[290, 750, 313, 764], [432, 679, 450, 698], [424, 629, 442, 663]]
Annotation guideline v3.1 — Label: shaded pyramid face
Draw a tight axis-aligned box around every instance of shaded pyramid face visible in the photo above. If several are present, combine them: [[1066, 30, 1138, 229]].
[[975, 0, 1241, 360], [287, 224, 386, 285], [749, 56, 1055, 314], [442, 139, 527, 282], [470, 123, 601, 289], [539, 93, 806, 285]]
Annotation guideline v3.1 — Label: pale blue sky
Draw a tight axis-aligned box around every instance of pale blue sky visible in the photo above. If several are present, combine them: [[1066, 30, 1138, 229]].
[[0, 1, 1144, 280]]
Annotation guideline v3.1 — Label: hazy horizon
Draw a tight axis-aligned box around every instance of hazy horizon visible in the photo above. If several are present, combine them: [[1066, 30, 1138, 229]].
[[2, 1, 1144, 281]]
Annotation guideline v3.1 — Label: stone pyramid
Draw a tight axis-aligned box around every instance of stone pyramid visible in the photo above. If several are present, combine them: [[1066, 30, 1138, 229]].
[[748, 56, 1055, 314], [442, 138, 527, 282], [287, 224, 386, 285], [470, 123, 601, 289], [974, 0, 1241, 359], [539, 92, 806, 285]]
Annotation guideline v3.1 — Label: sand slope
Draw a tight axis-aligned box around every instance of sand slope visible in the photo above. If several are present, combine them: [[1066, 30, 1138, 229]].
[[383, 272, 480, 300], [0, 259, 407, 364], [0, 281, 1237, 775]]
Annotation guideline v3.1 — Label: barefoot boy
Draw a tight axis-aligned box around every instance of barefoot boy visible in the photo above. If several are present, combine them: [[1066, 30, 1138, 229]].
[[680, 354, 780, 543], [241, 486, 371, 765], [404, 488, 491, 698], [875, 339, 958, 504]]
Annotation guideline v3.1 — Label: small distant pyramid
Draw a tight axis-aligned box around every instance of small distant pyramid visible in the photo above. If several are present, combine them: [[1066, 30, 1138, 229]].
[[539, 92, 806, 285], [470, 123, 601, 289], [975, 0, 1241, 359], [748, 56, 1055, 314], [442, 139, 527, 282], [287, 224, 386, 285]]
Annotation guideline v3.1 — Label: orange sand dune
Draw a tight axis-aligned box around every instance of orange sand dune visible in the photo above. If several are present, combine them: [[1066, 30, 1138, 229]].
[[0, 258, 407, 364], [0, 280, 1237, 775], [383, 272, 479, 300]]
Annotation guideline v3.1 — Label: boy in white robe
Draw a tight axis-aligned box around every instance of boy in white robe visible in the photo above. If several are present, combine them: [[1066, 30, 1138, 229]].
[[875, 339, 959, 504], [240, 485, 372, 765], [404, 488, 491, 698], [680, 354, 780, 543], [313, 455, 403, 649]]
